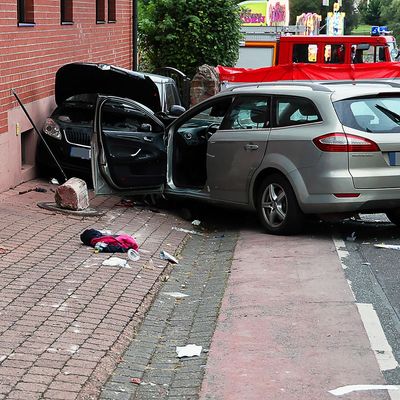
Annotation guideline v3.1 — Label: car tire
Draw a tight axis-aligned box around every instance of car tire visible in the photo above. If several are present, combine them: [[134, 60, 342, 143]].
[[386, 209, 400, 226], [256, 174, 305, 235]]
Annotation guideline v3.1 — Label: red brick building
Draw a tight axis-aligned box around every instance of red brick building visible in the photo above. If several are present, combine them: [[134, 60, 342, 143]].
[[0, 0, 133, 192]]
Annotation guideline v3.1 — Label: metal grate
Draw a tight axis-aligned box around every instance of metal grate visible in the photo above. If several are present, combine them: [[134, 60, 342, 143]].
[[64, 127, 91, 146]]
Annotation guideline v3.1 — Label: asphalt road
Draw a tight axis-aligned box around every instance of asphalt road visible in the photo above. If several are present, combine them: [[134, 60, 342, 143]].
[[333, 214, 400, 386]]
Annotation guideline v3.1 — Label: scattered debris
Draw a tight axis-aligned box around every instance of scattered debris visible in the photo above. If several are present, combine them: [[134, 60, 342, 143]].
[[160, 250, 179, 264], [164, 292, 189, 299], [102, 257, 131, 268], [374, 244, 400, 250], [18, 187, 47, 195], [131, 378, 142, 385], [0, 248, 9, 254], [172, 227, 204, 236], [362, 262, 371, 266], [55, 177, 89, 210], [117, 199, 134, 207], [192, 220, 201, 227], [50, 178, 59, 185], [346, 232, 356, 242], [176, 344, 202, 358], [128, 249, 140, 261], [81, 229, 139, 253]]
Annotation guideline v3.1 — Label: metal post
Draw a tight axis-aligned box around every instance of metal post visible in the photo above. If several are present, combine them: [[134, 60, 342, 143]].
[[133, 0, 138, 70]]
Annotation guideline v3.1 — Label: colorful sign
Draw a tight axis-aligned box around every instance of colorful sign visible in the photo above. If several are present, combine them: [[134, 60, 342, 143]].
[[267, 0, 289, 26], [239, 1, 268, 26], [296, 13, 322, 35], [239, 0, 290, 27]]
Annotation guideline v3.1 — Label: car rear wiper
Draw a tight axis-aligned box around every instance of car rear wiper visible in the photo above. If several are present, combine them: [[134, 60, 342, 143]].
[[375, 104, 400, 124]]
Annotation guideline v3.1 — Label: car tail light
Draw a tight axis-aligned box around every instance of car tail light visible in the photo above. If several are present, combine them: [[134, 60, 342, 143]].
[[43, 118, 62, 140], [313, 133, 380, 152]]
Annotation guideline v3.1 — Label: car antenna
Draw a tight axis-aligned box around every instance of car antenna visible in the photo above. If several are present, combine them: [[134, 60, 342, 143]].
[[11, 89, 68, 183]]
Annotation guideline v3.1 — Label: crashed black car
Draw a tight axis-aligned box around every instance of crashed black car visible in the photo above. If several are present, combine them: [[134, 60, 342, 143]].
[[36, 62, 185, 180]]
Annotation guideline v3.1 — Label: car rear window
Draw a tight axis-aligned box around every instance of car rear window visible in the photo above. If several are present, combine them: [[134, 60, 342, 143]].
[[334, 96, 400, 133]]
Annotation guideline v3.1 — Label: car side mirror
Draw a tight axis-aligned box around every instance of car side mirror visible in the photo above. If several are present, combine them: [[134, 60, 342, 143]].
[[169, 105, 186, 117], [139, 123, 152, 132]]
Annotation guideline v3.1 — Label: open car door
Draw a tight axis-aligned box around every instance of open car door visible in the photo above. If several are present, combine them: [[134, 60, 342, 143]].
[[91, 95, 167, 195]]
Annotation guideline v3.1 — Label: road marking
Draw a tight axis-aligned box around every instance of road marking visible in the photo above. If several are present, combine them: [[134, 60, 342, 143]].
[[356, 303, 398, 371], [332, 235, 400, 400], [329, 384, 400, 396]]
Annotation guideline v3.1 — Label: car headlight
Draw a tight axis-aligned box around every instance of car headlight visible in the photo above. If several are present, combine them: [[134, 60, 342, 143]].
[[43, 118, 62, 140]]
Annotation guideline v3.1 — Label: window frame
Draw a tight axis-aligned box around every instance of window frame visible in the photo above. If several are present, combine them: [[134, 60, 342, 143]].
[[272, 96, 322, 128], [96, 0, 106, 23], [61, 0, 73, 24], [220, 95, 271, 131], [108, 0, 116, 22], [17, 0, 35, 26]]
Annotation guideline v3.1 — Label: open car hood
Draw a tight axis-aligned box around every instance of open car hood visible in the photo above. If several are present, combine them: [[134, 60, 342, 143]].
[[55, 63, 162, 112]]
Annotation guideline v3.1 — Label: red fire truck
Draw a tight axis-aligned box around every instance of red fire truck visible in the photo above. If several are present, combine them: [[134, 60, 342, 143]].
[[237, 27, 399, 68]]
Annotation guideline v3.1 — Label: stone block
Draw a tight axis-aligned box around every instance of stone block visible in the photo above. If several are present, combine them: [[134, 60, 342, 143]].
[[55, 177, 89, 210]]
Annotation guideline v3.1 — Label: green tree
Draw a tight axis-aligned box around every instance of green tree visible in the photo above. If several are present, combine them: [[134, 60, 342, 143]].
[[139, 0, 242, 77], [360, 0, 382, 25], [290, 0, 358, 34], [381, 0, 400, 39]]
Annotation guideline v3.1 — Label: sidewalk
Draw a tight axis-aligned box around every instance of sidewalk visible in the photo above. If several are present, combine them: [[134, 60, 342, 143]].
[[0, 179, 191, 399]]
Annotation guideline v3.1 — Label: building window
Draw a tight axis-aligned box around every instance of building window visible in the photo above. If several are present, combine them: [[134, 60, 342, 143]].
[[96, 0, 105, 23], [18, 0, 35, 25], [108, 0, 116, 22], [61, 0, 73, 24]]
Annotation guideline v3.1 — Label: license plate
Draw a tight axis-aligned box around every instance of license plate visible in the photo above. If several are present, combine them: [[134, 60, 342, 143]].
[[70, 146, 91, 160]]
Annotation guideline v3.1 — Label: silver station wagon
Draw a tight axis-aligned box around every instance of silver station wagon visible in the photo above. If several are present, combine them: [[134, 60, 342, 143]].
[[91, 80, 400, 234]]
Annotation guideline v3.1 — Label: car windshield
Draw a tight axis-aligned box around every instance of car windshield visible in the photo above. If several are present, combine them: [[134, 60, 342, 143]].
[[333, 95, 400, 133]]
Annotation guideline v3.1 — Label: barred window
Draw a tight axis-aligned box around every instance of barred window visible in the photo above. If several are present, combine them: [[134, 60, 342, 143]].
[[96, 0, 105, 23], [18, 0, 35, 25], [108, 0, 116, 22], [61, 0, 73, 23]]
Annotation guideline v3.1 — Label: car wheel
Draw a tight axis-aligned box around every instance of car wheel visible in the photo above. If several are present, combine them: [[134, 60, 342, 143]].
[[386, 209, 400, 226], [256, 174, 305, 235]]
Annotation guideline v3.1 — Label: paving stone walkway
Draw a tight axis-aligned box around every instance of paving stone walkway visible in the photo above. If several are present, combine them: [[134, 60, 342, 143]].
[[0, 180, 195, 400], [100, 231, 238, 400]]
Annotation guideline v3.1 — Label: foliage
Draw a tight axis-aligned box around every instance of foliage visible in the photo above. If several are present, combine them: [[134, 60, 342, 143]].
[[139, 0, 242, 77], [290, 0, 358, 34], [381, 0, 400, 40], [358, 0, 382, 26]]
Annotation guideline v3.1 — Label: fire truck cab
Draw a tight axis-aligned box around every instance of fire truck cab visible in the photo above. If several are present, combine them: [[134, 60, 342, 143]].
[[237, 27, 399, 68]]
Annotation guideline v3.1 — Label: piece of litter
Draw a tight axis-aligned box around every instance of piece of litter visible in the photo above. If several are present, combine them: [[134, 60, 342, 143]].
[[131, 378, 141, 385], [374, 244, 400, 250], [160, 250, 179, 264], [164, 292, 189, 299], [176, 344, 202, 358], [362, 262, 371, 266], [50, 178, 59, 185], [192, 220, 201, 226], [128, 249, 140, 261], [346, 232, 356, 241], [0, 248, 9, 254], [172, 227, 204, 236], [102, 257, 131, 268], [140, 381, 157, 386]]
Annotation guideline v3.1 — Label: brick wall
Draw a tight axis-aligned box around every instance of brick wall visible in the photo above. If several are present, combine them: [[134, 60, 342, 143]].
[[0, 0, 133, 190]]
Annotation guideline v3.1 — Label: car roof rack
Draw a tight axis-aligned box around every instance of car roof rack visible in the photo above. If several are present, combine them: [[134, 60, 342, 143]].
[[229, 81, 333, 92], [319, 79, 400, 88], [228, 79, 400, 93]]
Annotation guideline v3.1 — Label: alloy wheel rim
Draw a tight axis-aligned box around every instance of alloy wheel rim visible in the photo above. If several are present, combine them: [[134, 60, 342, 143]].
[[261, 183, 287, 227]]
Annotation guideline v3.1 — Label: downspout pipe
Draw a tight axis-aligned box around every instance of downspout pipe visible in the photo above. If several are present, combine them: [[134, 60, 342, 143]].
[[133, 0, 138, 70]]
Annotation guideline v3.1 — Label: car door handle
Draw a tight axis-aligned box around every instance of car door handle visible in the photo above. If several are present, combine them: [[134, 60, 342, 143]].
[[130, 149, 141, 157], [143, 136, 153, 142], [244, 144, 259, 151]]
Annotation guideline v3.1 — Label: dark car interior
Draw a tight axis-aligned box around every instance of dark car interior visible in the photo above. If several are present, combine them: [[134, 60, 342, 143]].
[[172, 98, 233, 189]]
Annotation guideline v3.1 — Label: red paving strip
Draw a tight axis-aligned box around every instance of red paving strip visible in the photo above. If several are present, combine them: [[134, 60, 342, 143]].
[[0, 179, 190, 399]]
